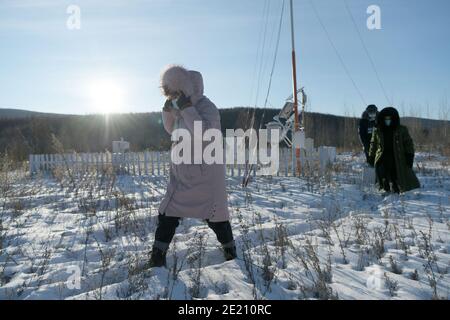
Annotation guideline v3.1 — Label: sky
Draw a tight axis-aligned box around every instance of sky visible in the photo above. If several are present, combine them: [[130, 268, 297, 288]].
[[0, 0, 449, 119]]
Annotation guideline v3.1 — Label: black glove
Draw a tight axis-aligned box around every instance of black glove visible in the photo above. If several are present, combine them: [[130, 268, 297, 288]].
[[405, 153, 414, 168], [163, 99, 172, 112], [176, 92, 192, 110]]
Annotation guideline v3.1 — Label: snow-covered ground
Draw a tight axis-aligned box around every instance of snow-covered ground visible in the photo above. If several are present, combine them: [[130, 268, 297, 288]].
[[0, 152, 449, 300]]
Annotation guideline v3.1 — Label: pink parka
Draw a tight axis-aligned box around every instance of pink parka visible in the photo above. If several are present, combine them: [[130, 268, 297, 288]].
[[158, 66, 230, 222]]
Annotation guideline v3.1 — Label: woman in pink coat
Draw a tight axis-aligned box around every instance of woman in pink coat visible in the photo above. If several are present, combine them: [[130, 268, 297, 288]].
[[149, 65, 236, 267]]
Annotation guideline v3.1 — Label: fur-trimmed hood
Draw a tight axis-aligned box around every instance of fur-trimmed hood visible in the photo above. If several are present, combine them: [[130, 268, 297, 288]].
[[189, 70, 204, 96], [160, 65, 194, 98], [160, 65, 205, 105], [378, 107, 400, 130], [189, 70, 204, 105]]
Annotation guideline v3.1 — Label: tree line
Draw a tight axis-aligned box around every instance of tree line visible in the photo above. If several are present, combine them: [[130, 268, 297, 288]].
[[0, 108, 448, 162]]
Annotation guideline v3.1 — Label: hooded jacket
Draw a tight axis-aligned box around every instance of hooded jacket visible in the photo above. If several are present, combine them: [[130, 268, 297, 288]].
[[358, 106, 378, 154], [369, 107, 420, 192], [159, 66, 229, 222]]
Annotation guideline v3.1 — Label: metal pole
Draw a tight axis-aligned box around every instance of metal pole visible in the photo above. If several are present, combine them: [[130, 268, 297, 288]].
[[290, 0, 301, 176]]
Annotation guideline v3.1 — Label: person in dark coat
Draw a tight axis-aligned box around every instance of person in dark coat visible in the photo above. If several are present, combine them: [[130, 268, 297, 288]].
[[368, 107, 420, 193], [359, 104, 378, 162]]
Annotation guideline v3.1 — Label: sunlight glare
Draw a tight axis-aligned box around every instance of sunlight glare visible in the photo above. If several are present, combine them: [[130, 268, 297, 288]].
[[88, 78, 126, 114]]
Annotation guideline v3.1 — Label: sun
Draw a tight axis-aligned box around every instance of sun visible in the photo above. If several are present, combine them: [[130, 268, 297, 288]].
[[88, 78, 126, 114]]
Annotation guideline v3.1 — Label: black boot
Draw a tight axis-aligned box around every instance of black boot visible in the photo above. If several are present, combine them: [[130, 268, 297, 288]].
[[223, 245, 237, 261], [206, 220, 236, 261], [149, 247, 167, 268]]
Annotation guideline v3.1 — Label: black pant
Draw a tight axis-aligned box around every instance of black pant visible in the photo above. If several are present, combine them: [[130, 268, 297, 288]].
[[376, 158, 399, 193], [153, 213, 234, 251]]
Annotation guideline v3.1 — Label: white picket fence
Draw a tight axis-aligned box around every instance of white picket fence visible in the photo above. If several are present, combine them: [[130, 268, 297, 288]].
[[29, 147, 336, 177]]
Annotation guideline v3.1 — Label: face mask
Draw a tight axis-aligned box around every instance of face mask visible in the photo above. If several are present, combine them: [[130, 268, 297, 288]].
[[368, 112, 376, 120], [384, 119, 392, 126]]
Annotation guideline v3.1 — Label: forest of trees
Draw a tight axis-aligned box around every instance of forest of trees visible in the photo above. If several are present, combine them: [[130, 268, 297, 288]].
[[0, 108, 449, 162]]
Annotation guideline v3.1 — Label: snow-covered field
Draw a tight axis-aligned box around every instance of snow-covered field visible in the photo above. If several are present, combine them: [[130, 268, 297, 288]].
[[0, 152, 449, 300]]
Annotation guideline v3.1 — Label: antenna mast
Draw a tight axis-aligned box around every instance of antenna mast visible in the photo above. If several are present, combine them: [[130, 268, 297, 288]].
[[289, 0, 302, 175]]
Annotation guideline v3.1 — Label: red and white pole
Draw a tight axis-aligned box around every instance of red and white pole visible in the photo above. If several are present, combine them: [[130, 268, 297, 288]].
[[289, 0, 301, 176]]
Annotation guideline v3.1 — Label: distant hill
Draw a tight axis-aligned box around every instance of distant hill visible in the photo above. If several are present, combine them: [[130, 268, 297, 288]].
[[0, 107, 448, 161], [0, 108, 68, 119]]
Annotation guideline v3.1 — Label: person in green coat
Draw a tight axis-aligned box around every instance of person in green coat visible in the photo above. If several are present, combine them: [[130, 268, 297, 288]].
[[368, 107, 420, 193]]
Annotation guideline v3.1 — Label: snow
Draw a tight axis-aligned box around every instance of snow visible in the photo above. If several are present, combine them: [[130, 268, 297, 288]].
[[0, 153, 449, 300]]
